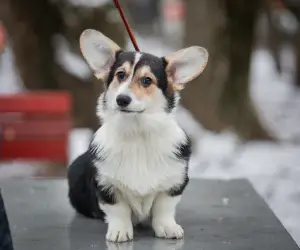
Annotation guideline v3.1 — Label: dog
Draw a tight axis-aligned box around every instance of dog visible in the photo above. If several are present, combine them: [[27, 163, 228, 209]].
[[67, 29, 208, 243]]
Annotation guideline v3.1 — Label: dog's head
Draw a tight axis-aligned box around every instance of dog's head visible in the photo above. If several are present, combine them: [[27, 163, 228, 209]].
[[80, 29, 208, 122]]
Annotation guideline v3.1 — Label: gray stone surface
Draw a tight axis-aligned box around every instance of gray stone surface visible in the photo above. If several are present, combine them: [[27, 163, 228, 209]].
[[1, 178, 299, 250]]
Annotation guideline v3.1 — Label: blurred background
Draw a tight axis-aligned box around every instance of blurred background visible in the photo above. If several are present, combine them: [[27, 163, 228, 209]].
[[0, 0, 300, 245]]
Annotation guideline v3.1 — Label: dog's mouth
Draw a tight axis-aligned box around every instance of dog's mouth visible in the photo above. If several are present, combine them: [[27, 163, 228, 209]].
[[119, 109, 145, 114]]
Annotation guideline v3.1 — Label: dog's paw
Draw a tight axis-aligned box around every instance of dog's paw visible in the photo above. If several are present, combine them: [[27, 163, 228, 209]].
[[153, 221, 184, 239], [106, 222, 133, 243]]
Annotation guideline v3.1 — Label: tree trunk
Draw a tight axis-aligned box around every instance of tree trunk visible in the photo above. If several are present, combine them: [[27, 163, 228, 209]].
[[265, 0, 282, 73], [287, 2, 300, 87], [182, 0, 272, 140], [3, 0, 61, 90], [1, 0, 126, 131], [296, 32, 300, 87]]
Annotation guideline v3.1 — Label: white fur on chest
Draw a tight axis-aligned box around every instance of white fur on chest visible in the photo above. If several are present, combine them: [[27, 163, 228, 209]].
[[92, 114, 187, 219]]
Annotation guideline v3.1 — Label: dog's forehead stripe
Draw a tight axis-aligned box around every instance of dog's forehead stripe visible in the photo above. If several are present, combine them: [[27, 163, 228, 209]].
[[133, 52, 142, 67], [127, 53, 142, 83]]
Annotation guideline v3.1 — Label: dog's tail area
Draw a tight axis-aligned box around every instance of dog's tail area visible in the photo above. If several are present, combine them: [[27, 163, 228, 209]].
[[67, 151, 104, 219]]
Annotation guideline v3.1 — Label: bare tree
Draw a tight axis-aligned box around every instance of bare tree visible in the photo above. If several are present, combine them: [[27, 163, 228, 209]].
[[182, 0, 272, 140]]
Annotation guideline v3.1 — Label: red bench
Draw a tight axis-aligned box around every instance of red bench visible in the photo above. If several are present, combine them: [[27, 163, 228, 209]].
[[0, 92, 71, 163]]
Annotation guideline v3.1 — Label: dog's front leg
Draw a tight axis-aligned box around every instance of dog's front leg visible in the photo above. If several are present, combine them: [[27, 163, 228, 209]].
[[151, 193, 184, 239], [100, 200, 133, 242]]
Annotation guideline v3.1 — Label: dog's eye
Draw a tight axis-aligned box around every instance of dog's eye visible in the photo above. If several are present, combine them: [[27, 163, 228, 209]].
[[141, 77, 152, 87], [117, 71, 126, 81]]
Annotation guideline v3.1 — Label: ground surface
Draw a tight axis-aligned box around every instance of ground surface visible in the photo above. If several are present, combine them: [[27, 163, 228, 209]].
[[2, 179, 299, 250]]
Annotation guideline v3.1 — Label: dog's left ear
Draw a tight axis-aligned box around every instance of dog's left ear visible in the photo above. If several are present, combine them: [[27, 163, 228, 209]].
[[80, 29, 121, 81], [164, 46, 208, 91]]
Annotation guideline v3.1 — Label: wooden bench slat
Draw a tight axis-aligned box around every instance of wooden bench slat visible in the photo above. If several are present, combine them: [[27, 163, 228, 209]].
[[0, 92, 71, 113], [1, 120, 71, 138], [0, 140, 68, 162], [0, 91, 71, 163]]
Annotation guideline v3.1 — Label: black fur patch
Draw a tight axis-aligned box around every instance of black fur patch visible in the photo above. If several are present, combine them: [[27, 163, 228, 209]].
[[165, 92, 176, 113], [67, 151, 104, 219], [96, 185, 115, 205], [161, 57, 176, 112], [168, 135, 192, 196], [68, 146, 116, 220], [174, 136, 192, 162], [89, 142, 106, 163], [168, 168, 189, 196]]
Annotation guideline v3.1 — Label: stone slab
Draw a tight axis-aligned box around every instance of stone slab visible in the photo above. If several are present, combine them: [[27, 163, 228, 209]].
[[1, 178, 299, 250]]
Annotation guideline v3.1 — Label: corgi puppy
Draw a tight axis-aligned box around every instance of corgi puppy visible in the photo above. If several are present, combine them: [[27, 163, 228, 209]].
[[67, 29, 208, 243]]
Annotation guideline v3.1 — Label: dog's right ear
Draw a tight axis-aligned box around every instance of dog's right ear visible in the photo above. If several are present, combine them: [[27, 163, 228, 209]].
[[80, 29, 121, 81]]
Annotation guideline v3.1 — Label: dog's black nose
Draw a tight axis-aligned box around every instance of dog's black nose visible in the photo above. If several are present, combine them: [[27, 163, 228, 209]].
[[116, 94, 132, 108]]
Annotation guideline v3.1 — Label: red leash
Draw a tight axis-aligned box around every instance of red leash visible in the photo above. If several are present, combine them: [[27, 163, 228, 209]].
[[113, 0, 140, 52]]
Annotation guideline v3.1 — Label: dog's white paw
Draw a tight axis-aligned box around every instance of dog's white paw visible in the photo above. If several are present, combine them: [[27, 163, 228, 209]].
[[106, 222, 133, 242], [153, 221, 184, 239]]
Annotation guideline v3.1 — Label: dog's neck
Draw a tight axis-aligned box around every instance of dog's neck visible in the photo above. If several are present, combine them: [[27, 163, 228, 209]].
[[101, 112, 177, 139], [95, 93, 180, 140]]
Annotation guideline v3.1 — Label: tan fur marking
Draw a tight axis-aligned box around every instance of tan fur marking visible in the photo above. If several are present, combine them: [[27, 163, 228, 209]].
[[110, 78, 119, 89], [167, 75, 182, 92], [116, 61, 131, 79], [110, 61, 133, 89], [129, 66, 158, 99], [138, 66, 158, 86]]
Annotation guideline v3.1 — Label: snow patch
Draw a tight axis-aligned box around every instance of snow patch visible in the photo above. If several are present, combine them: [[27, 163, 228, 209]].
[[67, 0, 110, 8], [0, 45, 23, 94], [68, 128, 93, 164], [53, 35, 92, 80], [250, 48, 300, 142]]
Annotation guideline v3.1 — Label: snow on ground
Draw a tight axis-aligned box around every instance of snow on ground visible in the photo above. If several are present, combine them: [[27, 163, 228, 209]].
[[251, 45, 300, 142], [0, 44, 23, 94], [67, 0, 110, 8], [0, 34, 300, 245], [53, 35, 92, 81]]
